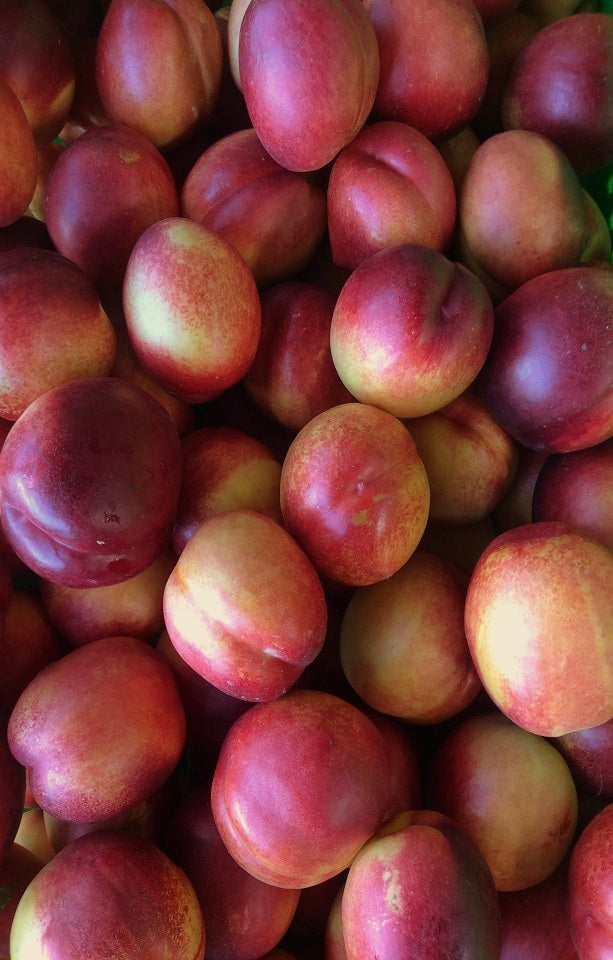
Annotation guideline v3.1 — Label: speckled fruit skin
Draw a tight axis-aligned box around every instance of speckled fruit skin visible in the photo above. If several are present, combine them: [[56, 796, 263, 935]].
[[9, 830, 205, 960], [238, 0, 380, 172], [568, 803, 613, 960], [210, 688, 392, 888], [341, 809, 501, 960], [123, 217, 261, 404], [280, 402, 430, 586], [330, 244, 494, 420], [171, 426, 283, 556], [163, 509, 328, 702], [457, 129, 589, 292], [7, 635, 186, 824], [364, 0, 489, 140], [0, 376, 183, 588], [464, 521, 613, 738]]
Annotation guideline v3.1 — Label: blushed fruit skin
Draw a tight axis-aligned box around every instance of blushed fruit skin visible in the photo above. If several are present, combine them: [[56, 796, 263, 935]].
[[210, 689, 392, 888], [44, 123, 180, 298], [555, 718, 613, 801], [339, 550, 482, 725], [326, 120, 457, 270], [464, 521, 613, 738], [424, 711, 579, 891], [163, 509, 328, 702], [238, 0, 380, 172], [531, 440, 613, 551], [7, 635, 186, 824], [96, 0, 223, 150], [0, 247, 117, 421], [171, 426, 283, 555], [280, 402, 430, 587], [364, 0, 490, 140], [405, 387, 519, 524], [164, 783, 300, 960], [123, 217, 262, 404], [476, 265, 613, 453], [0, 377, 183, 588], [0, 0, 75, 145], [567, 803, 613, 960], [330, 244, 494, 420], [180, 128, 327, 288], [502, 12, 613, 175], [9, 830, 206, 960], [0, 79, 37, 228], [243, 281, 353, 434], [498, 864, 579, 960], [458, 130, 589, 291], [341, 809, 501, 960]]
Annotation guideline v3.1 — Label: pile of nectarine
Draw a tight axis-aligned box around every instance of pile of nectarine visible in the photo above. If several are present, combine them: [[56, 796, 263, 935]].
[[0, 0, 611, 958]]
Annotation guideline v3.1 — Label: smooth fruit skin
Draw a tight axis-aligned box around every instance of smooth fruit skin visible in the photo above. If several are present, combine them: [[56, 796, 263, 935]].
[[96, 0, 223, 149], [238, 0, 380, 172], [7, 636, 186, 824], [0, 0, 75, 145], [171, 426, 283, 555], [44, 123, 179, 298], [341, 809, 501, 960], [425, 711, 579, 891], [364, 0, 489, 140], [464, 521, 613, 737], [0, 79, 37, 228], [555, 718, 613, 801], [458, 130, 589, 291], [340, 550, 482, 725], [280, 402, 430, 586], [243, 281, 353, 433], [532, 440, 613, 552], [165, 784, 300, 960], [0, 247, 117, 421], [567, 804, 613, 960], [330, 244, 494, 420], [476, 265, 613, 453], [9, 830, 205, 960], [163, 509, 328, 702], [498, 864, 579, 960], [502, 12, 613, 175], [180, 128, 327, 288], [123, 217, 261, 404], [210, 689, 392, 888], [0, 377, 183, 588], [326, 120, 457, 270]]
